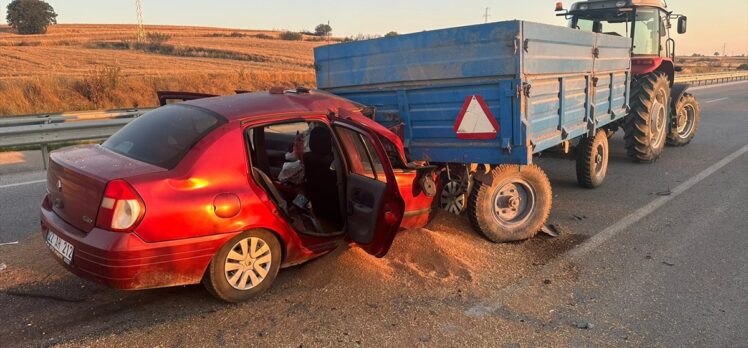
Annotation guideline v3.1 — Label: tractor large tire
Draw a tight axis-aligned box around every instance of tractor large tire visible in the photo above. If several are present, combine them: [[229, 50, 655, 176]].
[[467, 164, 552, 243], [576, 130, 609, 189], [667, 93, 700, 146], [624, 72, 670, 163]]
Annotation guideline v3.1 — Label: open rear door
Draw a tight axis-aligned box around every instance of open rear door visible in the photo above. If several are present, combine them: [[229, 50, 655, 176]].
[[333, 120, 405, 257]]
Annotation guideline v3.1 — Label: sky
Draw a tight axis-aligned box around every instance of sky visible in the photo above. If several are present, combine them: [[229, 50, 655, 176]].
[[2, 0, 746, 55]]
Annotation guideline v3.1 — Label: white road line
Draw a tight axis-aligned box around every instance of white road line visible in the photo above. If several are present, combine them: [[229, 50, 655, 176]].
[[0, 179, 46, 189], [466, 144, 748, 316], [705, 97, 729, 103], [567, 143, 748, 259]]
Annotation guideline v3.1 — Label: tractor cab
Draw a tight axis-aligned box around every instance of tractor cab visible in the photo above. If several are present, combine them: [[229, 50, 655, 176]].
[[555, 0, 700, 163], [556, 0, 687, 78]]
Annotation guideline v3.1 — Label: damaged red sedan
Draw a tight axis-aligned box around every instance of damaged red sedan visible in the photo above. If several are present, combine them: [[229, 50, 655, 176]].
[[40, 89, 437, 302]]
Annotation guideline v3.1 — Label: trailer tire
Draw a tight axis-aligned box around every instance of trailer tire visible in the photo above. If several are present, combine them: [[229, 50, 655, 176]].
[[467, 164, 552, 242], [576, 130, 609, 189], [667, 93, 700, 146], [624, 72, 670, 163]]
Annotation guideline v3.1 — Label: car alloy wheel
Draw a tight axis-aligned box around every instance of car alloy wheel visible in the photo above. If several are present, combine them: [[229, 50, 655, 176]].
[[224, 237, 272, 290]]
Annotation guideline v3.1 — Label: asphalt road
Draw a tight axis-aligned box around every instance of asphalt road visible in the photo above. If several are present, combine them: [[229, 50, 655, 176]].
[[0, 81, 746, 347]]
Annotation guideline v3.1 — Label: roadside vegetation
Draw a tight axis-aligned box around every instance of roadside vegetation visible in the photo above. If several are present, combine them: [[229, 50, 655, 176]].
[[0, 24, 320, 115], [5, 0, 57, 34], [677, 56, 748, 74]]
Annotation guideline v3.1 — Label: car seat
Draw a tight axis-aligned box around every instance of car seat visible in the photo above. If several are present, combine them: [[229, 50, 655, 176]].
[[303, 127, 342, 227]]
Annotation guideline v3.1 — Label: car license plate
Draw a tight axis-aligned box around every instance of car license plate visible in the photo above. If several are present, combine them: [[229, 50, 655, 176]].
[[46, 231, 74, 265]]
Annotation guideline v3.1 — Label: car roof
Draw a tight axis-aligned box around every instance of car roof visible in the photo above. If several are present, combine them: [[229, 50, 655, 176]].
[[184, 90, 365, 122], [184, 89, 410, 164]]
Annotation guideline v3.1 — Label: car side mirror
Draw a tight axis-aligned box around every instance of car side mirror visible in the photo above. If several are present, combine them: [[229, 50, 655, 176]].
[[677, 17, 687, 34]]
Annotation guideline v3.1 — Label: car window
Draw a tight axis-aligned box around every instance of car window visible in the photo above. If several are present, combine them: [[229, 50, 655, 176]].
[[103, 105, 225, 169], [246, 121, 311, 181], [335, 127, 387, 182], [378, 135, 407, 170]]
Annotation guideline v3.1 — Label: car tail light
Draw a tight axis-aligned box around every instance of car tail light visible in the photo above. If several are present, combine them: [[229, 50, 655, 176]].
[[41, 193, 52, 210], [96, 179, 145, 232]]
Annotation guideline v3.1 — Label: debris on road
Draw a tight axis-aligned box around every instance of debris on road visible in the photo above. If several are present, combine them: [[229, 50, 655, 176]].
[[662, 261, 675, 266], [654, 189, 673, 196], [540, 224, 561, 237], [573, 214, 587, 221], [572, 321, 595, 330], [0, 241, 19, 246]]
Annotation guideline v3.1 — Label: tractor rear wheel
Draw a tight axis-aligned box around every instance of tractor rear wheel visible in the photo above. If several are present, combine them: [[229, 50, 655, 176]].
[[624, 72, 670, 163], [667, 93, 700, 146], [467, 164, 552, 243]]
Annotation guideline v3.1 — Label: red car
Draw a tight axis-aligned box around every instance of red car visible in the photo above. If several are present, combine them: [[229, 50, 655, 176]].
[[40, 89, 437, 302]]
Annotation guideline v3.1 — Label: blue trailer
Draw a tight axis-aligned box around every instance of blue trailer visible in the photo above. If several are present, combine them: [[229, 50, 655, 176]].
[[314, 20, 631, 242]]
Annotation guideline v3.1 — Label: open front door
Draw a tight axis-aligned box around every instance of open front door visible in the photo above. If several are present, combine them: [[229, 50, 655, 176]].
[[333, 121, 405, 257]]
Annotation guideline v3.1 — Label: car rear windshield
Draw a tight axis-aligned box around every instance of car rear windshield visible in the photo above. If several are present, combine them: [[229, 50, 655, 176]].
[[103, 105, 225, 169]]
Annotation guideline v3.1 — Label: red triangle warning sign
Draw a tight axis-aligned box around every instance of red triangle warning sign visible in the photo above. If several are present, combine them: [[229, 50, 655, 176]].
[[453, 95, 500, 139]]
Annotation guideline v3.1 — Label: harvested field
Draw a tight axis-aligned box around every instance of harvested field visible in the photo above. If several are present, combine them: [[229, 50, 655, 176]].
[[0, 24, 325, 115]]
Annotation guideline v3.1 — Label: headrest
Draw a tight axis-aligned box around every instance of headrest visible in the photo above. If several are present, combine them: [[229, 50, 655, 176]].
[[309, 126, 333, 156]]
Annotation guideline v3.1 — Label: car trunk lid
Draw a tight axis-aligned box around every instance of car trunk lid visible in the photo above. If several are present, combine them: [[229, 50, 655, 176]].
[[47, 145, 165, 233]]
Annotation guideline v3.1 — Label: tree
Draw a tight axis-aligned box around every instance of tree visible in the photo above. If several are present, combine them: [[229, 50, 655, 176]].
[[6, 0, 58, 35], [713, 51, 720, 56], [385, 31, 398, 37], [315, 23, 332, 37]]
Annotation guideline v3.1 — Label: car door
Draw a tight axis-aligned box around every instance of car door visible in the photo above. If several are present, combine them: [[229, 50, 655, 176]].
[[333, 120, 405, 258]]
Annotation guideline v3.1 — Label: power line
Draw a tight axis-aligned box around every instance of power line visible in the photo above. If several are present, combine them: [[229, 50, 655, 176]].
[[135, 0, 145, 42]]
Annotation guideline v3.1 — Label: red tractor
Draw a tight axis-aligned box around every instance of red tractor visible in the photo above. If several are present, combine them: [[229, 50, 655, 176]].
[[557, 0, 700, 162]]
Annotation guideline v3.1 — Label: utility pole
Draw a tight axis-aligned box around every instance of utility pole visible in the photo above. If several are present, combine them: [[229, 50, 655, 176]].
[[483, 7, 491, 23], [135, 0, 146, 43], [723, 43, 726, 57]]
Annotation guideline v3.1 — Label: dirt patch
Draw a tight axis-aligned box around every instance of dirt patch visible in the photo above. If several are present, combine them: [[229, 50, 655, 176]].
[[0, 211, 592, 347]]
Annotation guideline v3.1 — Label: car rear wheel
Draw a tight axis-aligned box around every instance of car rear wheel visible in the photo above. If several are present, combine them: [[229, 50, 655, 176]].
[[203, 230, 282, 303]]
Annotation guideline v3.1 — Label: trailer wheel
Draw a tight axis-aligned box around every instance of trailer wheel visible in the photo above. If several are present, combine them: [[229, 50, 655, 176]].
[[467, 164, 552, 242], [624, 72, 670, 163], [667, 93, 700, 146], [576, 130, 609, 189]]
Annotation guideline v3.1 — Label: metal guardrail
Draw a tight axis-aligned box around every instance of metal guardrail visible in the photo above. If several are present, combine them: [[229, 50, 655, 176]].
[[674, 71, 748, 86], [0, 108, 153, 127], [0, 119, 134, 168], [0, 72, 745, 169]]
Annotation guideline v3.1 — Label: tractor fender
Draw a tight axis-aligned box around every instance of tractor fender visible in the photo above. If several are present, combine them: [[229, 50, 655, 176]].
[[671, 83, 690, 107], [669, 83, 691, 128]]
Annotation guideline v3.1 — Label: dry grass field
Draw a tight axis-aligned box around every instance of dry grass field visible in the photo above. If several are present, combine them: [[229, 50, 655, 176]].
[[1, 24, 746, 116], [0, 24, 326, 115], [676, 56, 748, 74]]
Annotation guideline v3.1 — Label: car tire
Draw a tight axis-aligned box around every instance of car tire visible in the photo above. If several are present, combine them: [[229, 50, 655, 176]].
[[667, 93, 700, 146], [203, 230, 282, 303], [467, 164, 552, 242], [576, 130, 609, 189], [624, 72, 670, 163]]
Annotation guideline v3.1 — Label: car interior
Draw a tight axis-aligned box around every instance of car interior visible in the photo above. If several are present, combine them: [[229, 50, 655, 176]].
[[246, 121, 346, 237]]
